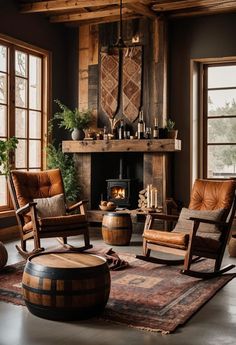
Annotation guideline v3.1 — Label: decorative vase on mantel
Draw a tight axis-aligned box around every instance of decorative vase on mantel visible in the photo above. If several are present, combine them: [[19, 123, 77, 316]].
[[71, 128, 85, 141]]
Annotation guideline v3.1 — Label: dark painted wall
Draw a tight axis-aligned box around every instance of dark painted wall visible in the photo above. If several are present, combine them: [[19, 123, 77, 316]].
[[169, 13, 236, 206], [0, 0, 77, 228], [0, 0, 78, 142]]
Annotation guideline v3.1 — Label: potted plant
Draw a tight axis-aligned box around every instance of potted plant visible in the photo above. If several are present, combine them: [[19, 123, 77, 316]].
[[0, 136, 19, 175], [53, 99, 93, 140], [46, 143, 80, 201], [166, 118, 178, 139]]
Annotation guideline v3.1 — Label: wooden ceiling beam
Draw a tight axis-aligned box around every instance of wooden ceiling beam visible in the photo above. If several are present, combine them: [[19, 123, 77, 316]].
[[169, 4, 236, 18], [67, 13, 141, 26], [152, 0, 236, 12], [126, 3, 156, 18], [50, 7, 134, 23], [21, 0, 144, 13]]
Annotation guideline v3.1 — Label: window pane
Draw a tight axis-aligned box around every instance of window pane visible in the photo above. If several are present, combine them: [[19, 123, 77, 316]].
[[0, 104, 7, 136], [29, 111, 41, 138], [208, 118, 236, 143], [208, 89, 236, 116], [0, 72, 7, 103], [0, 175, 7, 206], [0, 45, 7, 72], [208, 65, 236, 88], [29, 140, 41, 168], [15, 139, 27, 168], [207, 145, 236, 178], [15, 108, 27, 138], [15, 77, 27, 108], [29, 55, 41, 110], [15, 50, 27, 77]]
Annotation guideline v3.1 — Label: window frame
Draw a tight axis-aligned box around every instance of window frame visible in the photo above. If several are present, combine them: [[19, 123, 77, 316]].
[[0, 33, 51, 212], [202, 62, 236, 179], [190, 57, 236, 185]]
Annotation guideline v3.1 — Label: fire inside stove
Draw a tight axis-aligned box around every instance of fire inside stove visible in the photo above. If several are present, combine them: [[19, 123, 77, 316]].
[[111, 186, 126, 199]]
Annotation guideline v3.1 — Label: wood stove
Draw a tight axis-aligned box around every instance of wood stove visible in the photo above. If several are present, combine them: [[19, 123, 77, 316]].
[[106, 178, 131, 207], [106, 157, 131, 207]]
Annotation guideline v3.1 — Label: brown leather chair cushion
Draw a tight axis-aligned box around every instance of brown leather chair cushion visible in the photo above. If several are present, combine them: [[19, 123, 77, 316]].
[[189, 179, 236, 218], [143, 229, 189, 250], [11, 169, 65, 209], [23, 214, 87, 232]]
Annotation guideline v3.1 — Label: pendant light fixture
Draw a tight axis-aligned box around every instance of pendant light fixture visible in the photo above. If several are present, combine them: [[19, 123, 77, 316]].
[[114, 0, 126, 49]]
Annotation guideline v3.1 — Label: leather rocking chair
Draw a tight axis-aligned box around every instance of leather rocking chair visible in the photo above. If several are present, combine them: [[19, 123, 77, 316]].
[[137, 179, 236, 278], [8, 169, 92, 258]]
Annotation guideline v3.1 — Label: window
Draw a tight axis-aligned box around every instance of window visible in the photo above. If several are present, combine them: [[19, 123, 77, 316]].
[[0, 36, 49, 210], [203, 63, 236, 179]]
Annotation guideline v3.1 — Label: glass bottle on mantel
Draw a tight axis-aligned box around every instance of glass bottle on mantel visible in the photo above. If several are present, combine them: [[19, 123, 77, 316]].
[[138, 110, 145, 139], [118, 119, 125, 140], [153, 117, 159, 139]]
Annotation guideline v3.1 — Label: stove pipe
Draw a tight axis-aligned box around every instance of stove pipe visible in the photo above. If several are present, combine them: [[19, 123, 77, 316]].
[[119, 157, 123, 179]]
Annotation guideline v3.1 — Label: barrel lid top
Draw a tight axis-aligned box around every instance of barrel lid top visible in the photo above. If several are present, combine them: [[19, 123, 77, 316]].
[[29, 252, 106, 268], [106, 212, 130, 216]]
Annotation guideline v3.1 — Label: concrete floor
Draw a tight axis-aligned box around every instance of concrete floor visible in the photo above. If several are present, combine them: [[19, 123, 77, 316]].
[[0, 230, 236, 345]]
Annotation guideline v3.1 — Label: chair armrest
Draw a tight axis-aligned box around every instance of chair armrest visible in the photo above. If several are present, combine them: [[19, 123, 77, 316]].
[[66, 200, 89, 214], [16, 202, 37, 215], [149, 213, 179, 222], [189, 217, 225, 226]]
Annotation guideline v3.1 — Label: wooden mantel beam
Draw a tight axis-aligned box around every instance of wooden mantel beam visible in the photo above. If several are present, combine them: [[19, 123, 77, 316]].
[[50, 7, 133, 23], [21, 0, 145, 13]]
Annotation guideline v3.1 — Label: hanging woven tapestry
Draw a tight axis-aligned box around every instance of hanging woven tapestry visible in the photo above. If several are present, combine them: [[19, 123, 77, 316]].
[[100, 50, 120, 119], [122, 46, 142, 123]]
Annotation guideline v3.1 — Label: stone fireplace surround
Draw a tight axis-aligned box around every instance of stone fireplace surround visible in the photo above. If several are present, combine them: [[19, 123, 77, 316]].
[[62, 139, 181, 212]]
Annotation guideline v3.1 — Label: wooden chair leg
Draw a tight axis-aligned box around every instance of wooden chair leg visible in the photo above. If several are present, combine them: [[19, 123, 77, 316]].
[[84, 229, 90, 248], [143, 238, 151, 257], [33, 232, 41, 251]]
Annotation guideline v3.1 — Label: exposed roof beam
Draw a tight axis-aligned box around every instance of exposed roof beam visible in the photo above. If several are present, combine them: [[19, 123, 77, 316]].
[[50, 7, 134, 23], [67, 13, 141, 26], [21, 0, 143, 13], [152, 0, 236, 12], [126, 3, 156, 18], [170, 4, 236, 18]]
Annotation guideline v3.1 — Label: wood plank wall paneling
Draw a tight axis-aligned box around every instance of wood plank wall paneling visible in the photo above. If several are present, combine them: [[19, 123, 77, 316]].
[[73, 153, 92, 209], [79, 25, 90, 110], [76, 18, 170, 209], [79, 24, 99, 127], [88, 64, 99, 115], [143, 153, 166, 206]]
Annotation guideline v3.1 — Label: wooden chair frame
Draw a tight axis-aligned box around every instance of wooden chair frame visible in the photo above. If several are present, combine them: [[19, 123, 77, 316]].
[[8, 171, 92, 258], [137, 195, 236, 279]]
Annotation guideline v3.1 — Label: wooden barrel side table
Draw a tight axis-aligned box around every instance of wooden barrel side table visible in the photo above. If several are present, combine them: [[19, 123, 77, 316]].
[[102, 212, 132, 245], [22, 252, 110, 320]]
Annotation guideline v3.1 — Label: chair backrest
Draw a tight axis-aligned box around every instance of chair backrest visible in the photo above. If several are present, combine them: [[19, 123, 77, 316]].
[[9, 169, 65, 211], [189, 179, 236, 227]]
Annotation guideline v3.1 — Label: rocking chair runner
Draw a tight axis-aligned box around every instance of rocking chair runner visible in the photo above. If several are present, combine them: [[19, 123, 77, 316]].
[[8, 169, 92, 258], [137, 179, 236, 278]]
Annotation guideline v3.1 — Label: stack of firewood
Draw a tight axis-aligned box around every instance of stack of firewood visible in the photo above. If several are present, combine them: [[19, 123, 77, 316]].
[[138, 185, 158, 210], [138, 188, 148, 209]]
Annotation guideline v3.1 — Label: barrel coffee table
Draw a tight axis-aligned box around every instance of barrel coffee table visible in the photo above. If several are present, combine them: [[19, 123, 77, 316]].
[[102, 212, 132, 245], [22, 252, 111, 320]]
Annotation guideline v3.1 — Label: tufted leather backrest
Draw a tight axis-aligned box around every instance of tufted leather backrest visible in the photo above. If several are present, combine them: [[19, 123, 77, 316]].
[[10, 169, 65, 210], [189, 179, 236, 221]]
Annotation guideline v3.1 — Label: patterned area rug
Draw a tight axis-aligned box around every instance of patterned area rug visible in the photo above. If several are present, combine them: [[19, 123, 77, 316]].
[[0, 254, 235, 334]]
